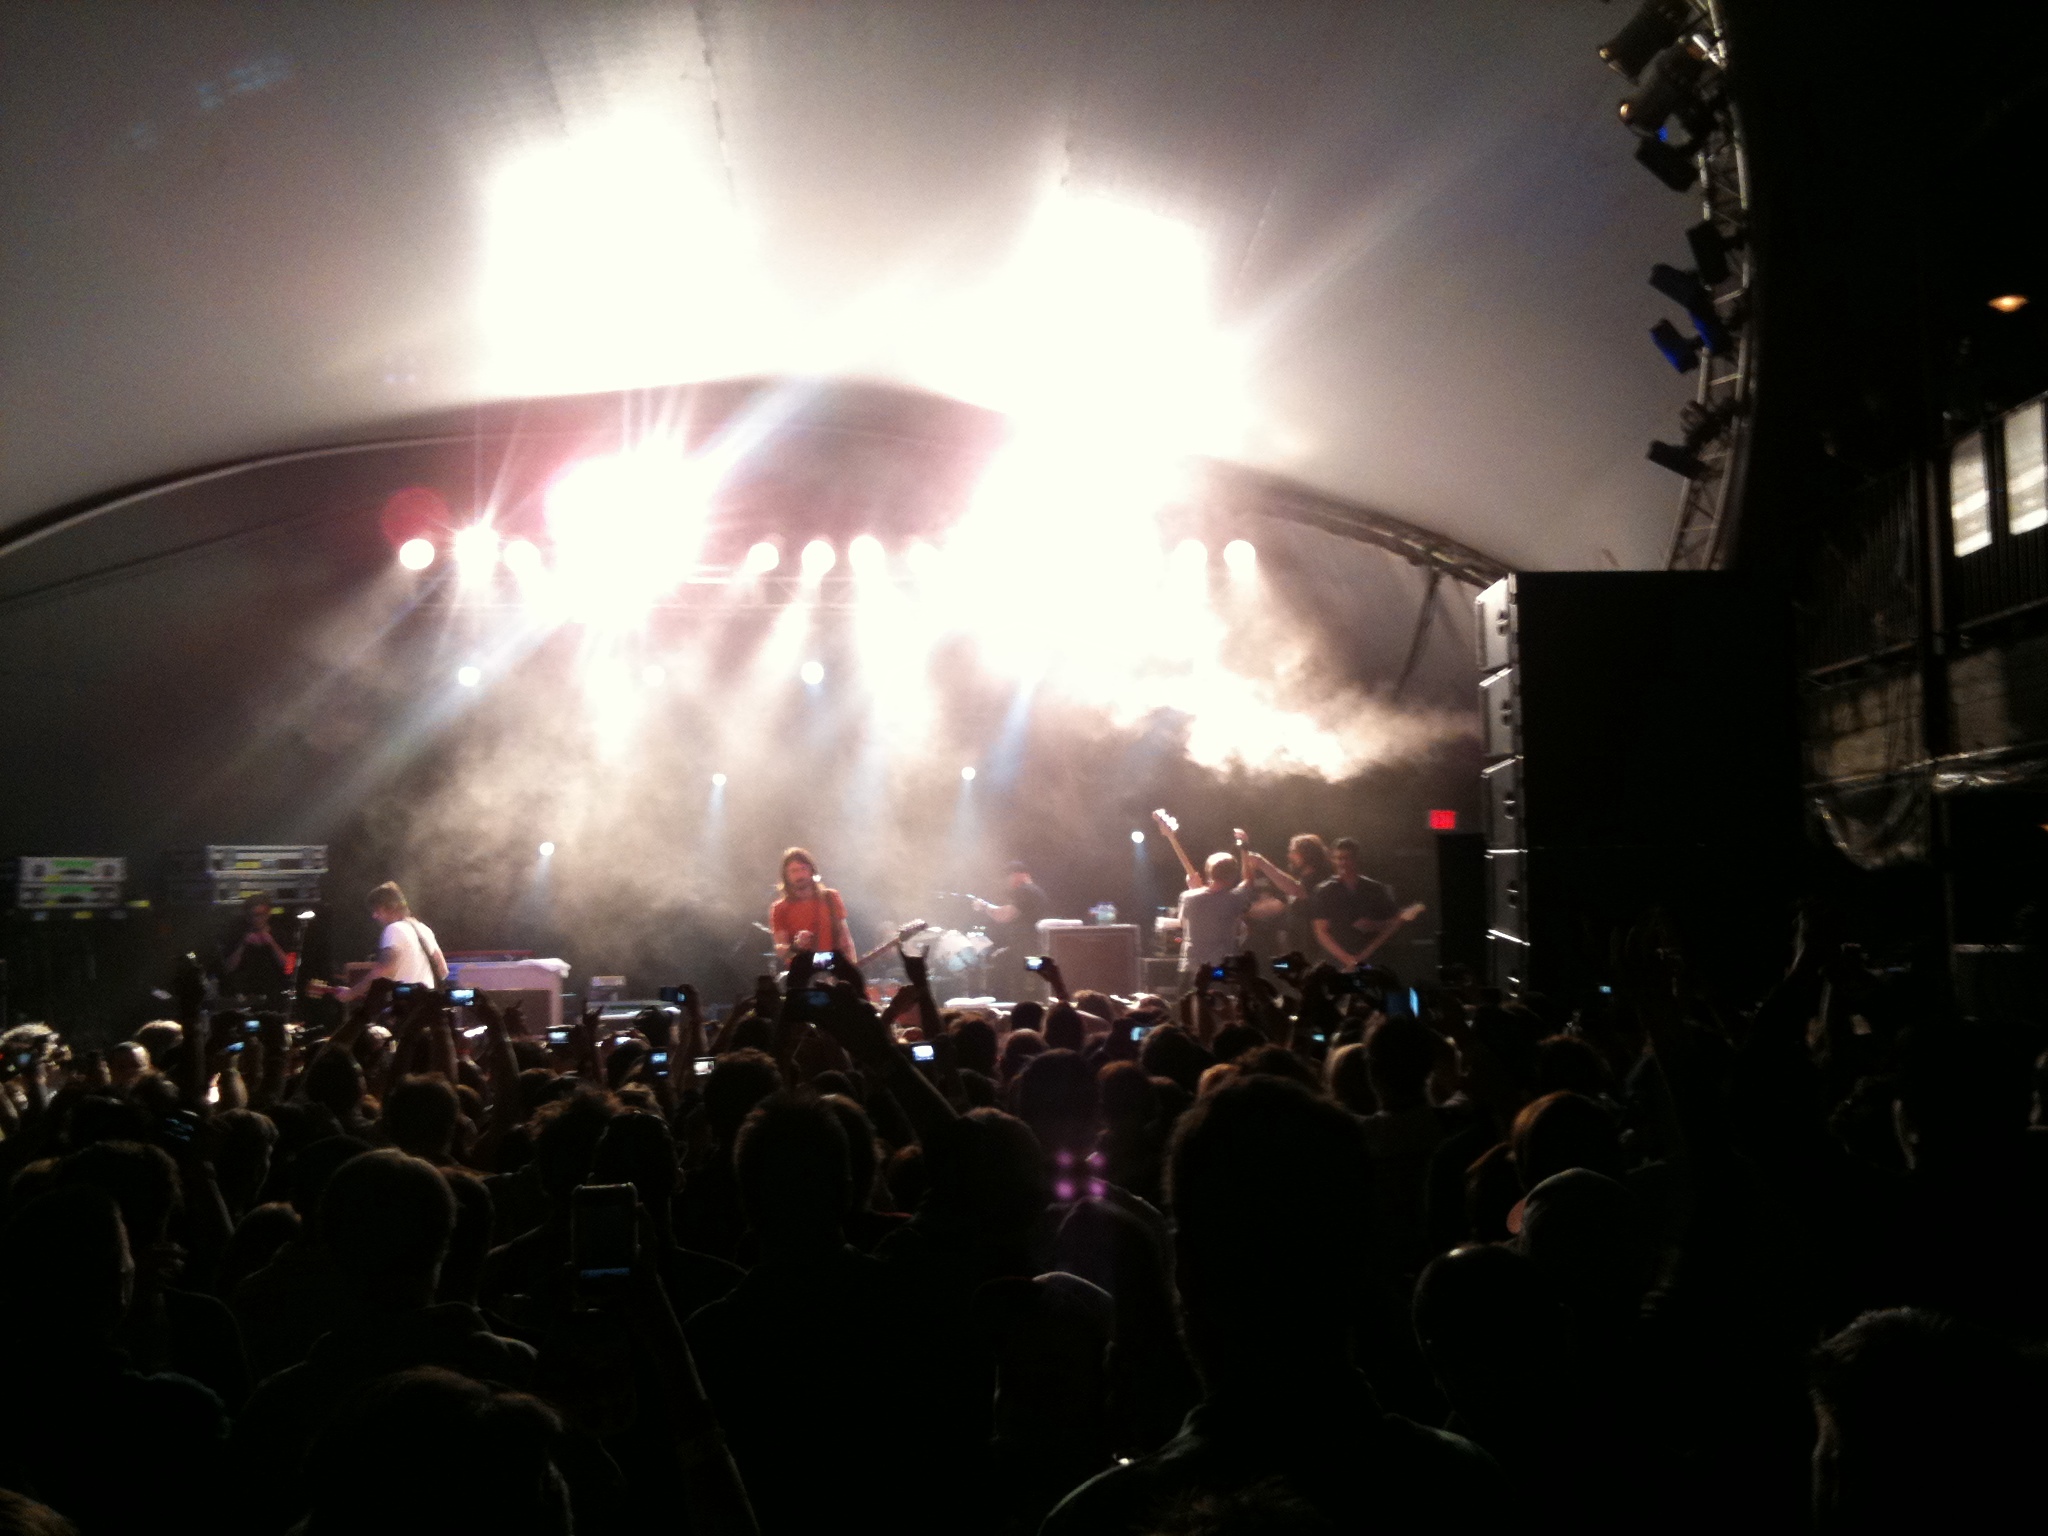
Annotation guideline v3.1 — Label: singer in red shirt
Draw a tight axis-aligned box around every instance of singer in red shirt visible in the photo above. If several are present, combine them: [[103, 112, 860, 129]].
[[769, 847, 854, 968]]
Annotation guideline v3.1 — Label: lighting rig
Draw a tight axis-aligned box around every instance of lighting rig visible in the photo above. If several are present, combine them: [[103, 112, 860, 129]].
[[1599, 0, 1756, 569]]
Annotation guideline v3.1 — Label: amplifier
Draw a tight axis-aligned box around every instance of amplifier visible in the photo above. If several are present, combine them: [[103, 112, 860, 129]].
[[1141, 957, 1182, 995], [6, 856, 127, 883], [163, 845, 329, 876], [167, 872, 324, 907], [1040, 923, 1141, 996], [7, 880, 126, 910]]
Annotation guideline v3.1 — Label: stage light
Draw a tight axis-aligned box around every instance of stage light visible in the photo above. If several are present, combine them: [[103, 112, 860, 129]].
[[800, 539, 837, 579], [906, 540, 942, 581], [1650, 318, 1702, 373], [397, 537, 436, 571], [711, 772, 727, 788], [1685, 219, 1740, 287], [503, 538, 542, 578], [1172, 538, 1209, 574], [453, 524, 500, 574], [456, 664, 483, 687], [1131, 829, 1146, 845], [1990, 294, 2029, 314], [800, 659, 825, 686], [543, 440, 714, 626], [538, 841, 555, 857], [1599, 0, 1692, 82], [960, 766, 977, 782], [1634, 135, 1698, 191], [1647, 440, 1707, 479], [642, 663, 666, 686], [848, 534, 886, 578], [1223, 538, 1257, 573], [1617, 45, 1706, 136], [743, 540, 780, 575], [1649, 263, 1732, 355]]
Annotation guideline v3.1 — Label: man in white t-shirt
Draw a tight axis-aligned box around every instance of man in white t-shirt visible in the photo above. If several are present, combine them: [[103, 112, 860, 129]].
[[331, 881, 445, 1002]]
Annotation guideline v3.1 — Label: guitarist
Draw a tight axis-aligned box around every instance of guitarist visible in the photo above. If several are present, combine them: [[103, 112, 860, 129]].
[[770, 847, 856, 969], [1308, 837, 1401, 968]]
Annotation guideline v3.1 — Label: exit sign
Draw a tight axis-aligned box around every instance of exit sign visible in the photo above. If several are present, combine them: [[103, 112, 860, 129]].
[[1427, 809, 1458, 831]]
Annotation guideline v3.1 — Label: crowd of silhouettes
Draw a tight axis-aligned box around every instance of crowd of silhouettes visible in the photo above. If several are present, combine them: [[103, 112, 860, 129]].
[[0, 908, 2044, 1535]]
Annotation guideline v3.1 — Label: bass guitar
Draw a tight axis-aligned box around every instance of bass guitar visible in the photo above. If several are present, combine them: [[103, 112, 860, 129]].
[[1151, 808, 1204, 889]]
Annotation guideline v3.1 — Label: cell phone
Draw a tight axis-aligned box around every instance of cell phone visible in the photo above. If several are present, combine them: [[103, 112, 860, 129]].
[[812, 951, 836, 969], [393, 982, 423, 1001], [571, 1183, 638, 1287], [692, 1056, 714, 1078], [1311, 1030, 1329, 1044], [804, 987, 831, 1010], [658, 984, 696, 1005], [1024, 955, 1049, 973], [226, 1041, 246, 1055], [1205, 962, 1232, 982], [1598, 984, 1613, 995], [1127, 1021, 1154, 1042], [461, 1024, 488, 1039], [547, 1026, 573, 1048], [159, 1109, 200, 1145], [1271, 955, 1303, 979], [243, 1017, 262, 1035], [445, 987, 476, 1005], [910, 1041, 938, 1063], [649, 1049, 670, 1073], [13, 1050, 33, 1069]]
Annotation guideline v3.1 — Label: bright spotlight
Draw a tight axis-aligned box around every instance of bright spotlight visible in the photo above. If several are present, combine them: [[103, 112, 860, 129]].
[[543, 440, 714, 625], [538, 841, 556, 857], [503, 538, 543, 578], [799, 659, 825, 686], [800, 539, 837, 579], [1131, 829, 1146, 845], [642, 663, 666, 686], [456, 664, 482, 687], [711, 772, 727, 788], [1990, 294, 2029, 314], [1223, 538, 1257, 573], [397, 537, 436, 571], [453, 524, 500, 574], [743, 540, 780, 575], [960, 766, 977, 782], [848, 534, 886, 578], [1171, 538, 1209, 576], [906, 540, 942, 580]]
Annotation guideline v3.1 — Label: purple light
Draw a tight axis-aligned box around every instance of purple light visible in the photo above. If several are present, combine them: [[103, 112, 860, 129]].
[[1054, 1180, 1077, 1202]]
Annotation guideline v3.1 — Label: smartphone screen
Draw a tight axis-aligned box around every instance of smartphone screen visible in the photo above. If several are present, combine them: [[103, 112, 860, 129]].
[[812, 951, 836, 968], [804, 988, 831, 1009], [649, 1049, 670, 1071], [571, 1184, 638, 1281], [911, 1041, 937, 1063], [1128, 1022, 1153, 1042], [1024, 955, 1047, 973], [243, 1018, 262, 1035], [1205, 963, 1231, 982], [547, 1027, 572, 1047], [692, 1056, 714, 1078], [461, 1024, 488, 1039], [445, 987, 476, 1005], [392, 983, 421, 1001], [226, 1041, 246, 1054]]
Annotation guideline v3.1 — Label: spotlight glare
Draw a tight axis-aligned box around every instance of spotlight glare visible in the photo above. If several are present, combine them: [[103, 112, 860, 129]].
[[456, 664, 482, 687], [1130, 829, 1146, 845], [743, 540, 780, 575], [711, 772, 727, 788], [397, 537, 437, 571], [1223, 538, 1257, 573], [642, 663, 666, 686], [1990, 294, 2029, 314], [960, 765, 976, 782], [453, 524, 500, 573], [799, 659, 825, 686], [538, 841, 555, 857], [503, 538, 543, 578], [800, 539, 837, 579], [848, 534, 886, 577], [905, 540, 942, 580]]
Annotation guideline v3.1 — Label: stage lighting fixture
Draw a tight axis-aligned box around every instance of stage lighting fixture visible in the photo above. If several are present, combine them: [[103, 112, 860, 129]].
[[743, 540, 780, 575], [642, 663, 666, 686], [503, 538, 542, 578], [1650, 318, 1702, 373], [397, 537, 436, 571], [1617, 44, 1706, 136], [456, 664, 483, 687], [1647, 440, 1707, 478], [1649, 263, 1732, 355], [1634, 135, 1698, 191], [849, 534, 886, 577], [800, 539, 837, 578], [1599, 0, 1692, 82], [1990, 294, 2029, 314], [1685, 219, 1740, 287], [800, 659, 825, 686], [1130, 829, 1146, 845], [453, 524, 500, 573], [1223, 538, 1257, 573], [711, 772, 727, 787], [960, 766, 977, 782], [538, 841, 556, 857]]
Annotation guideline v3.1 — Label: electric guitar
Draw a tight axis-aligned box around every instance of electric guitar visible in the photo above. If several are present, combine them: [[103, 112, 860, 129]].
[[1151, 808, 1204, 889], [1358, 902, 1427, 964], [856, 919, 931, 969]]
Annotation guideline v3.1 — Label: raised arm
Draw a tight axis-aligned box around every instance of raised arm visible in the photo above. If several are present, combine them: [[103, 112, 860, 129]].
[[1235, 832, 1303, 900]]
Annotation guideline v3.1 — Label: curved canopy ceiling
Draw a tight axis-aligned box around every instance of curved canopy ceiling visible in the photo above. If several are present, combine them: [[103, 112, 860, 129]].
[[2, 0, 1696, 572]]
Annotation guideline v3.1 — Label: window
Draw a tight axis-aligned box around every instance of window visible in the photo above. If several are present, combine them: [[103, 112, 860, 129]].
[[2004, 400, 2047, 537], [1950, 432, 1992, 556]]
